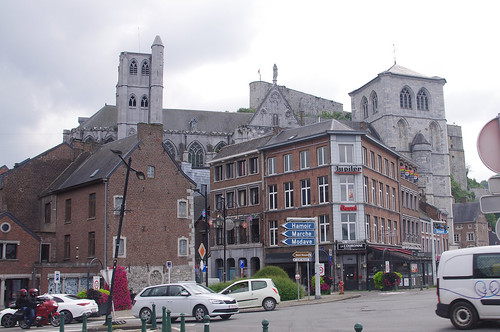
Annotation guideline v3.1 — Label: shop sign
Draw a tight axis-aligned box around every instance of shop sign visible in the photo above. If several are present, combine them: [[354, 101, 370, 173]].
[[334, 165, 362, 174], [337, 242, 366, 250], [340, 204, 357, 211]]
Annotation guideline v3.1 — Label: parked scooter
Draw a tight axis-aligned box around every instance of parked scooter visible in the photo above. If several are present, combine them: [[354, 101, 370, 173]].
[[15, 297, 61, 329]]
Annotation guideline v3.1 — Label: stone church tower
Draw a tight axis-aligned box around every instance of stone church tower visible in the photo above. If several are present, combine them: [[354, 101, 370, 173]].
[[349, 64, 456, 242], [116, 35, 164, 139]]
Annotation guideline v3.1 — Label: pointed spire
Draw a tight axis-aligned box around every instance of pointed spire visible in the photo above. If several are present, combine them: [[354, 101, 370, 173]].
[[153, 35, 163, 47]]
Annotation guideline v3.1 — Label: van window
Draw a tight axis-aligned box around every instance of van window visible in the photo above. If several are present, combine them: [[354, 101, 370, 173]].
[[442, 254, 473, 277], [473, 254, 500, 278]]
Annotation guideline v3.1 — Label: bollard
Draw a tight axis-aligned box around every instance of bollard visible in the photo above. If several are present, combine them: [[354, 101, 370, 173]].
[[166, 310, 172, 332], [59, 311, 64, 332], [162, 306, 167, 332], [354, 323, 363, 331], [204, 315, 210, 332], [262, 319, 269, 332], [151, 304, 157, 330], [141, 316, 147, 332], [180, 313, 185, 332], [107, 315, 112, 332], [82, 313, 87, 332]]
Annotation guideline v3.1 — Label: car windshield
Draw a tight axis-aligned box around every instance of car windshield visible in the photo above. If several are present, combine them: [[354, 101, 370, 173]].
[[183, 283, 215, 294]]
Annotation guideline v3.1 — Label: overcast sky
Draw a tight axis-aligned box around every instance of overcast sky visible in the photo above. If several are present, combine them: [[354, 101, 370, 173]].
[[1, 0, 499, 182]]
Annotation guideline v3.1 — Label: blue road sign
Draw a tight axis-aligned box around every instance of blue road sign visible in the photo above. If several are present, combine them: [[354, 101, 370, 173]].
[[239, 259, 245, 268], [434, 228, 448, 234], [281, 230, 315, 238], [281, 238, 315, 246], [281, 222, 315, 230]]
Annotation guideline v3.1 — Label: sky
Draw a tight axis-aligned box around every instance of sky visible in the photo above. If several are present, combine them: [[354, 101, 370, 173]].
[[1, 0, 499, 183]]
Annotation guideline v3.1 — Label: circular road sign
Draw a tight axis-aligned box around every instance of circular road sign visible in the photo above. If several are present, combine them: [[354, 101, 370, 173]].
[[477, 115, 500, 173]]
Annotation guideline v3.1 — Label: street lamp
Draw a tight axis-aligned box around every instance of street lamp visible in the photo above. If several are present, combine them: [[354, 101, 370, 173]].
[[215, 195, 227, 282], [106, 149, 145, 323], [194, 186, 209, 287]]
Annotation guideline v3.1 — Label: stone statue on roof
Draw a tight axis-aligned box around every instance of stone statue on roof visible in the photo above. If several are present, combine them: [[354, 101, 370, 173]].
[[273, 64, 278, 84]]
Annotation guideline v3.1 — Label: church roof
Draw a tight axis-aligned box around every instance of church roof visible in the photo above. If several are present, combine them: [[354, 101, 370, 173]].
[[453, 202, 481, 224], [412, 132, 431, 145], [75, 105, 253, 135]]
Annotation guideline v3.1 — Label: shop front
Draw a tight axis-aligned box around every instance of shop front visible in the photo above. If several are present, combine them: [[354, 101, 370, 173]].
[[335, 241, 367, 291]]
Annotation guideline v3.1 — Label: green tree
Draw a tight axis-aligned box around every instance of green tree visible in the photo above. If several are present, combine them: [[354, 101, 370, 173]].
[[237, 107, 255, 113], [319, 110, 352, 120], [451, 175, 474, 202]]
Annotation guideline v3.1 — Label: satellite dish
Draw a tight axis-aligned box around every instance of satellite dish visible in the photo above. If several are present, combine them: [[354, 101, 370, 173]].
[[226, 219, 234, 231]]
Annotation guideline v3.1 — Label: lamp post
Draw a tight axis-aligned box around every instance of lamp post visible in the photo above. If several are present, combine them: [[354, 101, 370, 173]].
[[107, 150, 145, 323], [87, 257, 103, 295], [194, 186, 209, 287]]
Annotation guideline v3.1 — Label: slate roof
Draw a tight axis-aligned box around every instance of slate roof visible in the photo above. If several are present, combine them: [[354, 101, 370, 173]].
[[76, 105, 253, 135], [261, 119, 357, 150], [453, 202, 481, 224], [212, 135, 274, 162]]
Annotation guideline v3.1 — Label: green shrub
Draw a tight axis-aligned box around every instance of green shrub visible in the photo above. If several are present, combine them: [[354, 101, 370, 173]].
[[207, 278, 245, 293], [272, 276, 303, 301], [253, 265, 289, 279], [374, 271, 384, 290]]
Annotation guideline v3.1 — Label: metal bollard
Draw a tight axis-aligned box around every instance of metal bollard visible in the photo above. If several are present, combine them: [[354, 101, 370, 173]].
[[162, 306, 167, 332], [166, 310, 172, 332], [180, 313, 185, 332], [82, 313, 87, 332], [151, 304, 157, 330], [107, 315, 112, 332], [59, 311, 64, 332], [354, 323, 363, 331], [141, 316, 147, 332], [262, 319, 269, 332], [204, 315, 210, 332]]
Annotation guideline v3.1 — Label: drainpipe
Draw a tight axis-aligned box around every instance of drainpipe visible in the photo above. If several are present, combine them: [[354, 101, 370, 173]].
[[104, 179, 108, 268]]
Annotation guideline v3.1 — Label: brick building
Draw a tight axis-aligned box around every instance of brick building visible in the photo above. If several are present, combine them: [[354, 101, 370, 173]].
[[452, 202, 489, 248], [37, 123, 197, 294]]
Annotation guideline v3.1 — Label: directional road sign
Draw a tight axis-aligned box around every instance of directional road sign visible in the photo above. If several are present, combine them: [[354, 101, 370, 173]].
[[281, 238, 315, 246], [293, 251, 312, 258], [281, 230, 315, 238], [293, 257, 312, 262], [281, 222, 315, 230]]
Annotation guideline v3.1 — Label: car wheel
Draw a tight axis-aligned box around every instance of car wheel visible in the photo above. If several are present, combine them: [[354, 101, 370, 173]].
[[1, 313, 16, 328], [262, 297, 276, 311], [450, 302, 477, 330], [193, 305, 208, 322], [220, 314, 232, 320], [61, 310, 73, 324], [139, 308, 153, 324]]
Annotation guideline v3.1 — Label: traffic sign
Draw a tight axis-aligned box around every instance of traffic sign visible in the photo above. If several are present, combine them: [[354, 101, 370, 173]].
[[319, 263, 325, 276], [282, 238, 315, 245], [54, 271, 61, 284], [293, 257, 312, 262], [480, 195, 500, 214], [93, 276, 100, 290], [198, 243, 206, 259], [477, 115, 500, 173], [293, 251, 312, 258], [281, 222, 315, 230], [239, 259, 245, 269], [434, 228, 448, 234], [282, 230, 315, 238], [166, 261, 172, 269]]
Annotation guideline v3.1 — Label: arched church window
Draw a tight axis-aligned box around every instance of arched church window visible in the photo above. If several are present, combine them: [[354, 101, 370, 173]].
[[399, 87, 412, 109], [130, 60, 138, 75], [163, 141, 177, 158], [417, 89, 429, 110], [361, 97, 369, 119], [188, 142, 204, 168], [371, 91, 378, 113], [141, 96, 149, 108], [397, 119, 408, 151], [429, 121, 440, 151], [141, 61, 150, 75], [214, 141, 227, 153], [129, 95, 137, 107]]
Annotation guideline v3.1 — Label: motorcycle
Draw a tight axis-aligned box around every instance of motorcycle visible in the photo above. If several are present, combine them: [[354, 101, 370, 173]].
[[15, 298, 61, 329]]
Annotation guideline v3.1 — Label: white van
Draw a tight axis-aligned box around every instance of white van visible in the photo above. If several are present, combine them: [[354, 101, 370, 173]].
[[436, 245, 500, 329]]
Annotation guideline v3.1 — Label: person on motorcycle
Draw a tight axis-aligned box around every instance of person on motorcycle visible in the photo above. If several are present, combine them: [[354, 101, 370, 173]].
[[25, 288, 39, 328], [15, 289, 28, 309]]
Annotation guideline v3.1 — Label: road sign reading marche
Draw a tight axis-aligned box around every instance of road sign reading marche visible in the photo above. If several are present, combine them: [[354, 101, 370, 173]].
[[281, 222, 315, 230], [282, 230, 315, 238]]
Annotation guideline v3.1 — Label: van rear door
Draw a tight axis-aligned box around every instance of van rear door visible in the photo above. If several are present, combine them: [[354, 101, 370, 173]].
[[472, 253, 500, 319]]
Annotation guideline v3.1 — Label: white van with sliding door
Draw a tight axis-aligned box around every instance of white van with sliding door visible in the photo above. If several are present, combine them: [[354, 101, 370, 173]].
[[436, 245, 500, 329]]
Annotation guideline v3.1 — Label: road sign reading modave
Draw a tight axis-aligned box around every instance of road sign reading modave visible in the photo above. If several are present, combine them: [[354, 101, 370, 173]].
[[281, 238, 315, 245]]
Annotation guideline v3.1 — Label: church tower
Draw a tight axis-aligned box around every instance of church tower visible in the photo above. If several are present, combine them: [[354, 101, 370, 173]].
[[349, 64, 456, 243], [116, 36, 164, 139]]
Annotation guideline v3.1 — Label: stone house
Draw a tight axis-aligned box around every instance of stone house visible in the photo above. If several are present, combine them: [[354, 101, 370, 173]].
[[452, 202, 489, 248]]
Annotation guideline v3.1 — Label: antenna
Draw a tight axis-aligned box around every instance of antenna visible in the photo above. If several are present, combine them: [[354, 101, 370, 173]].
[[393, 43, 397, 64]]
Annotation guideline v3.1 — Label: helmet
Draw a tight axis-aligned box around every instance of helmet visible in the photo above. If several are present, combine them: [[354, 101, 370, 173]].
[[19, 289, 27, 297], [29, 288, 38, 296]]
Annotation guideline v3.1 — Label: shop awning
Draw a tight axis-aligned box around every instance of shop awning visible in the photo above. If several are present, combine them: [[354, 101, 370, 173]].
[[368, 245, 415, 262]]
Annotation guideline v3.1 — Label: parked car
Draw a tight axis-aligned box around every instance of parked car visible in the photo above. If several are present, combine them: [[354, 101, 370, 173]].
[[132, 282, 238, 322], [39, 294, 99, 324], [436, 245, 500, 329], [220, 278, 280, 311], [0, 306, 17, 328]]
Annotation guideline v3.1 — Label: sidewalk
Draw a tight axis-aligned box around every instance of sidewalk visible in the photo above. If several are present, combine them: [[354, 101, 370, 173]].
[[87, 291, 362, 331]]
